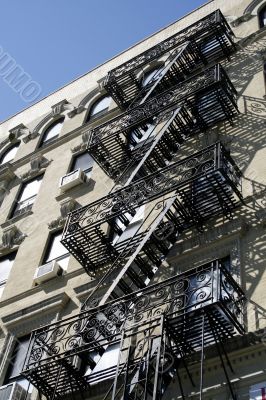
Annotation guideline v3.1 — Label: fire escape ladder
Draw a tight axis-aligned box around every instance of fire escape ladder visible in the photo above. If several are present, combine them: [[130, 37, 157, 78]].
[[109, 316, 175, 400], [128, 41, 199, 109], [116, 107, 189, 187], [82, 196, 178, 310]]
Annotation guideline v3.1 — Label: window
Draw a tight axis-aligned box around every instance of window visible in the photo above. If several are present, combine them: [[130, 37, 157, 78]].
[[0, 143, 20, 166], [0, 252, 16, 299], [112, 205, 145, 245], [43, 231, 69, 270], [142, 67, 162, 87], [87, 96, 112, 121], [4, 335, 31, 390], [259, 5, 266, 28], [70, 152, 94, 178], [11, 175, 43, 218], [85, 343, 120, 384], [40, 117, 64, 147], [128, 123, 155, 150]]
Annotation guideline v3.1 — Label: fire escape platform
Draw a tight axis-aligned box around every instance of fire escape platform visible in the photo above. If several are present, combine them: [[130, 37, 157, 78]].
[[22, 260, 246, 400], [62, 142, 242, 277], [88, 64, 238, 181], [103, 10, 235, 108]]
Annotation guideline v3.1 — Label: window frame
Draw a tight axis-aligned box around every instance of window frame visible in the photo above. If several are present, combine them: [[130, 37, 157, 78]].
[[0, 143, 20, 166], [42, 230, 69, 270], [0, 252, 16, 299], [9, 174, 43, 219], [259, 4, 266, 28], [4, 334, 31, 385], [39, 117, 65, 148], [86, 96, 112, 123], [69, 151, 94, 178]]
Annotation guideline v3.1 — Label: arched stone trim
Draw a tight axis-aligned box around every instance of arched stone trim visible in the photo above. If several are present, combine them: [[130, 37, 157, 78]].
[[26, 100, 73, 145], [78, 87, 100, 109], [244, 0, 266, 15], [81, 91, 113, 124]]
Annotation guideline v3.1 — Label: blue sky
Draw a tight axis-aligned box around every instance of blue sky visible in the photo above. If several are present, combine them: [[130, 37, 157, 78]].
[[0, 0, 207, 121]]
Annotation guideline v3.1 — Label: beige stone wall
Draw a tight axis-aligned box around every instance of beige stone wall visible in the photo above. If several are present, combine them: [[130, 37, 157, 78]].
[[0, 0, 266, 398]]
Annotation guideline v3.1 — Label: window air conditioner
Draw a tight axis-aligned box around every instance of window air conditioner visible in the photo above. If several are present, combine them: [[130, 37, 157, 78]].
[[59, 168, 87, 192], [0, 382, 30, 400], [33, 260, 63, 285]]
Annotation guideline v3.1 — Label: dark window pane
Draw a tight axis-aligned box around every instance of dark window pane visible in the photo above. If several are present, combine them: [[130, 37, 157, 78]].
[[72, 152, 94, 174], [259, 6, 266, 28], [5, 336, 30, 381]]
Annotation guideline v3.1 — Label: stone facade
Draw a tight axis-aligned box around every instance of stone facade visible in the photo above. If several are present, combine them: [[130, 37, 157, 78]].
[[0, 0, 266, 399]]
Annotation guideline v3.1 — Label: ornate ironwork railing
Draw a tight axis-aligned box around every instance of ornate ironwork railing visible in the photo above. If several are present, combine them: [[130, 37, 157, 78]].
[[104, 10, 235, 108], [22, 259, 245, 400], [61, 142, 242, 276], [88, 64, 238, 181]]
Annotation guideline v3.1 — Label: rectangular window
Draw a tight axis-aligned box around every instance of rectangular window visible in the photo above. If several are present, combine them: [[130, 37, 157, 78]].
[[0, 253, 16, 299], [43, 231, 69, 270], [71, 152, 94, 178], [4, 335, 32, 390], [112, 205, 145, 245], [85, 343, 120, 384], [11, 175, 43, 218]]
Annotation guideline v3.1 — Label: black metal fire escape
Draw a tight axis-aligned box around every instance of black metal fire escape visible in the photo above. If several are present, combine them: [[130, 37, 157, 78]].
[[22, 9, 246, 400]]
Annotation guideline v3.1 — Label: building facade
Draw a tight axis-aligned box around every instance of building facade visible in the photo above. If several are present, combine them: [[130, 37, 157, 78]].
[[0, 0, 266, 399]]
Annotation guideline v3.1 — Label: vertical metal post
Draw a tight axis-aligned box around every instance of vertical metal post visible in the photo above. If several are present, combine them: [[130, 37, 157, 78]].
[[152, 315, 164, 400], [112, 330, 126, 400], [51, 362, 63, 400], [199, 313, 205, 400]]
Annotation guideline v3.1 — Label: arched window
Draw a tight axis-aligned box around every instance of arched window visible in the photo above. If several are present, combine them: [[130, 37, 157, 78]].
[[0, 143, 20, 165], [142, 67, 162, 87], [40, 117, 64, 147], [87, 96, 111, 122], [259, 4, 266, 27]]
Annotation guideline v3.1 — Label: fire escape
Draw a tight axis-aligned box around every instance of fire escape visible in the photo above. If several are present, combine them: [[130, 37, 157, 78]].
[[22, 10, 246, 400]]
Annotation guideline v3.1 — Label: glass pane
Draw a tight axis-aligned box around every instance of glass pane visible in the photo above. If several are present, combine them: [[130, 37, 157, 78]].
[[7, 336, 30, 379], [129, 124, 155, 148], [0, 144, 19, 165], [85, 343, 120, 382], [42, 119, 64, 144], [0, 254, 15, 283], [72, 152, 94, 172], [113, 206, 145, 244], [19, 176, 42, 202], [90, 96, 111, 117], [142, 68, 161, 87], [45, 233, 68, 263]]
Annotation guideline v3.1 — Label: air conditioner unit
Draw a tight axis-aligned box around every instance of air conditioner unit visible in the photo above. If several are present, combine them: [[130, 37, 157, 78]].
[[59, 168, 87, 192], [0, 382, 30, 400], [33, 260, 63, 285]]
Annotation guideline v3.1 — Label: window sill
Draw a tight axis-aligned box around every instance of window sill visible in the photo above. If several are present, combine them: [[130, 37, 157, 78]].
[[1, 210, 33, 229]]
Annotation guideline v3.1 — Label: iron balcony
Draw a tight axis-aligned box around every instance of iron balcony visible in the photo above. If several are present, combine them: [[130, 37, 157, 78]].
[[22, 259, 246, 400], [103, 10, 235, 108], [88, 64, 238, 182], [61, 142, 242, 284]]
